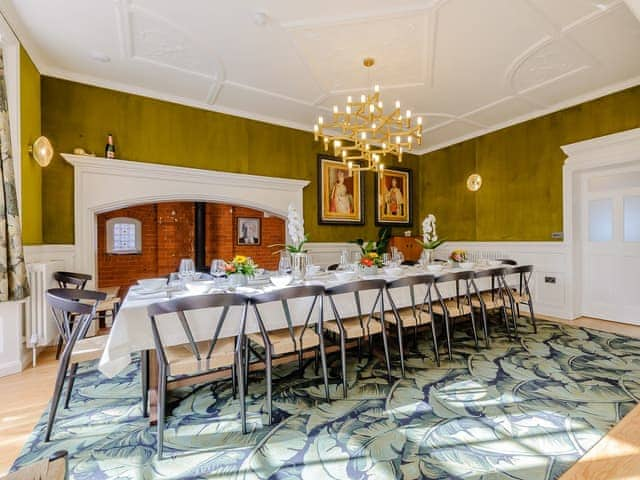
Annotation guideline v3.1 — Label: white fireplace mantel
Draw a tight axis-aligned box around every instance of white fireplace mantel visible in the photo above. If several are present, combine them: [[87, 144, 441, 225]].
[[62, 154, 309, 284]]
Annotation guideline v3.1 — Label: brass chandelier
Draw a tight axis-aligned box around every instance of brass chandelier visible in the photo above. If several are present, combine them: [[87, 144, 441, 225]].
[[314, 57, 423, 173]]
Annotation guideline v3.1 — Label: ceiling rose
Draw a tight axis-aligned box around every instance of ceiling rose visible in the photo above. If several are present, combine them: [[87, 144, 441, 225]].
[[313, 58, 423, 174]]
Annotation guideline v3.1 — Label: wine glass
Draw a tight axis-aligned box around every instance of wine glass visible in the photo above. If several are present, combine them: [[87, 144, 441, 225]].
[[210, 259, 227, 285], [179, 258, 196, 281]]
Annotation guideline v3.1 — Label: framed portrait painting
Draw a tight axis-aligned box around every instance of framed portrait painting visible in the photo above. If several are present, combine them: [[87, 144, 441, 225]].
[[237, 217, 261, 245], [375, 167, 412, 226], [317, 154, 365, 225]]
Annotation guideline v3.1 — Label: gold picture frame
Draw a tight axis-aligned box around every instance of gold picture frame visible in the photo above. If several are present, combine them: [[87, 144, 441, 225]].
[[375, 167, 412, 226], [317, 154, 365, 225]]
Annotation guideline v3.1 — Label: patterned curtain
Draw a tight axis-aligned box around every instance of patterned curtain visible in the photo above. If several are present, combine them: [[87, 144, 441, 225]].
[[0, 51, 29, 301]]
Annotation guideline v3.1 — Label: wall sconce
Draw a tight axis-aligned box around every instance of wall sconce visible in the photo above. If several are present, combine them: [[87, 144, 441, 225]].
[[466, 173, 482, 192], [28, 136, 54, 167]]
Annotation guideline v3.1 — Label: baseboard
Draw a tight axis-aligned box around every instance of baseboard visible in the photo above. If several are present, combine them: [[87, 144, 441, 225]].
[[0, 360, 22, 377]]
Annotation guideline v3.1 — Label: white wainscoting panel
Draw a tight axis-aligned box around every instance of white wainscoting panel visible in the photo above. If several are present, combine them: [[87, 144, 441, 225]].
[[434, 242, 571, 320], [305, 242, 360, 268]]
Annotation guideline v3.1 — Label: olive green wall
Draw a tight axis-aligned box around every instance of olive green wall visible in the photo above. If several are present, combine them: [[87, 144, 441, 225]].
[[20, 47, 42, 245], [41, 77, 420, 244], [420, 85, 640, 241]]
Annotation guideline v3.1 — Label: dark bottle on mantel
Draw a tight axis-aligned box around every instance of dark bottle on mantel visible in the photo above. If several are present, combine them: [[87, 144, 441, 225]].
[[105, 133, 116, 159]]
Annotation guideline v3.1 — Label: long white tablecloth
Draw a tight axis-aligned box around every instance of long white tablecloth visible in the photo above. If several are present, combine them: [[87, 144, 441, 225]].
[[98, 266, 504, 378]]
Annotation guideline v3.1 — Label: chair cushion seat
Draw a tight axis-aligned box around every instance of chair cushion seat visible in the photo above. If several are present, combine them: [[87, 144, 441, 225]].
[[248, 327, 319, 355], [70, 335, 108, 363], [324, 317, 382, 338], [511, 290, 530, 303], [382, 308, 432, 327], [95, 297, 120, 313], [472, 292, 505, 310], [431, 299, 472, 317], [166, 337, 236, 377]]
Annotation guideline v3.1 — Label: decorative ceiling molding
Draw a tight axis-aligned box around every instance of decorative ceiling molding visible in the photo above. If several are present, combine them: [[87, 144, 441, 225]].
[[2, 0, 639, 155]]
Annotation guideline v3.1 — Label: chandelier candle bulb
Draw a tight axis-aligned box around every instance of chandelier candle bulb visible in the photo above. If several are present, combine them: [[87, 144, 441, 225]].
[[318, 116, 323, 125], [395, 100, 401, 109], [378, 101, 383, 108], [347, 95, 352, 103], [417, 116, 423, 125], [374, 84, 380, 93], [360, 94, 366, 103], [406, 110, 411, 118], [333, 105, 338, 114]]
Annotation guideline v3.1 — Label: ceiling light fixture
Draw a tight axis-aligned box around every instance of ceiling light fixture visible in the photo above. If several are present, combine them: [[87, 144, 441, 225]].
[[313, 57, 423, 174], [28, 136, 54, 167]]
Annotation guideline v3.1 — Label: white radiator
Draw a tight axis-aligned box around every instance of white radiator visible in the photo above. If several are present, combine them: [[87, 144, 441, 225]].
[[25, 261, 65, 366]]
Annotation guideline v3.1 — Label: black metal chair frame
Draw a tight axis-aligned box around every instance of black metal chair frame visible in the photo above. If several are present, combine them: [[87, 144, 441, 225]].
[[325, 279, 392, 398], [385, 274, 439, 375], [53, 272, 93, 359], [471, 268, 515, 343], [503, 265, 537, 333], [147, 292, 249, 458], [246, 285, 330, 427], [45, 288, 106, 442], [432, 271, 480, 360]]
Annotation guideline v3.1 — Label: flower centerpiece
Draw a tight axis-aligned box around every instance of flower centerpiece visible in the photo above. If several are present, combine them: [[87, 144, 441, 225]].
[[415, 214, 445, 265], [449, 249, 467, 264], [359, 252, 382, 274], [225, 255, 257, 287], [271, 205, 309, 280]]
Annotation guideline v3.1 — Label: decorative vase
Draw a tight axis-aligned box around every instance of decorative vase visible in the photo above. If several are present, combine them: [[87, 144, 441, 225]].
[[361, 265, 379, 276], [228, 273, 248, 288], [291, 252, 308, 282], [420, 249, 434, 266]]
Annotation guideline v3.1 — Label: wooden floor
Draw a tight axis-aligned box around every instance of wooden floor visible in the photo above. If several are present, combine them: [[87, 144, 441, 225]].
[[0, 317, 638, 477]]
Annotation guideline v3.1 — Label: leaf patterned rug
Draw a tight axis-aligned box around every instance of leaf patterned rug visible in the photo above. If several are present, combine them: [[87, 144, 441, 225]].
[[12, 318, 640, 479]]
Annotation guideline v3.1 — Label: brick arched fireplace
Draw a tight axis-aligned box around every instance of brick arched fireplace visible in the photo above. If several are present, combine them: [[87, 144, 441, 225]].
[[62, 154, 309, 287]]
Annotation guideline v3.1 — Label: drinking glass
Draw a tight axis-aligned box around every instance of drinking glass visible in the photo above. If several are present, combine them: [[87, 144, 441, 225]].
[[168, 272, 181, 289], [179, 258, 196, 281], [339, 249, 349, 266], [278, 252, 292, 275], [210, 259, 227, 285], [382, 253, 390, 266], [352, 251, 362, 263]]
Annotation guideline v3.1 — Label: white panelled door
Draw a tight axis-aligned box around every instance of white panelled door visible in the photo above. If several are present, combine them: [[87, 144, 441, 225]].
[[582, 168, 640, 324]]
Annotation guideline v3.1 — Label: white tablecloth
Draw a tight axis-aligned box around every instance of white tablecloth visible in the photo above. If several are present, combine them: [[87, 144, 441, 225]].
[[98, 266, 503, 377]]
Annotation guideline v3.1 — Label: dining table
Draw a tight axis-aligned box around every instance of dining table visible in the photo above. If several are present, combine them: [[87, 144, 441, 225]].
[[98, 263, 511, 379]]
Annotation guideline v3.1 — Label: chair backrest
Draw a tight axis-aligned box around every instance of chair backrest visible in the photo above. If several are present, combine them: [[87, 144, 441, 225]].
[[46, 288, 107, 359], [508, 264, 534, 295], [325, 279, 387, 328], [327, 263, 339, 271], [434, 270, 475, 283], [147, 293, 249, 370], [401, 260, 418, 266], [473, 267, 509, 279], [54, 271, 92, 289], [497, 258, 517, 265], [250, 285, 326, 351], [386, 274, 435, 322], [432, 270, 477, 307]]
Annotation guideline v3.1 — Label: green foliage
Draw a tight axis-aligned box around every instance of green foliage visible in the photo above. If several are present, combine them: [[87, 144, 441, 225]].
[[350, 227, 392, 255], [415, 238, 445, 250]]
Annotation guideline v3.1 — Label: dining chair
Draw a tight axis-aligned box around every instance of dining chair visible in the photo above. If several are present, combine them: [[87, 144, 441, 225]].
[[327, 263, 339, 271], [497, 259, 517, 265], [2, 450, 68, 480], [324, 279, 392, 397], [431, 271, 480, 360], [401, 260, 419, 266], [246, 285, 329, 427], [384, 274, 439, 375], [504, 265, 537, 333], [53, 271, 120, 357], [147, 293, 249, 458], [470, 268, 514, 344], [45, 288, 107, 442]]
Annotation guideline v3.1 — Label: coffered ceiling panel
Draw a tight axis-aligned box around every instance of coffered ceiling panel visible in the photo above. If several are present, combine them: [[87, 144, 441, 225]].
[[1, 0, 639, 153], [285, 12, 428, 93]]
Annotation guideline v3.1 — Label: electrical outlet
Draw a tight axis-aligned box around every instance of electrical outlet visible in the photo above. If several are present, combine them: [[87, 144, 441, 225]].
[[545, 276, 556, 284], [551, 232, 563, 239]]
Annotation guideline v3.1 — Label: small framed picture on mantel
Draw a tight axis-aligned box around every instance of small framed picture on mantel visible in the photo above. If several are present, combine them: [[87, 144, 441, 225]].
[[237, 217, 261, 246], [375, 166, 412, 226]]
